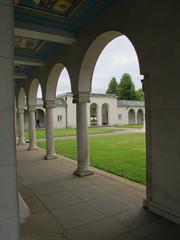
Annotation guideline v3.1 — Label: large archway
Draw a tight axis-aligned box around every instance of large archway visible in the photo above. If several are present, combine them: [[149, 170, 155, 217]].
[[76, 31, 146, 188], [28, 79, 42, 106]]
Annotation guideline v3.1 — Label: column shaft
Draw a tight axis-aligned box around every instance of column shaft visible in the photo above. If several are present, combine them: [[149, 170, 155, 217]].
[[28, 107, 37, 151], [0, 2, 20, 239], [18, 109, 25, 145], [45, 101, 57, 159], [73, 93, 93, 177]]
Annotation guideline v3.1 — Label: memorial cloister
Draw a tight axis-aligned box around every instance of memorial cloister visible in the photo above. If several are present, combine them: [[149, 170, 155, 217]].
[[1, 1, 180, 239]]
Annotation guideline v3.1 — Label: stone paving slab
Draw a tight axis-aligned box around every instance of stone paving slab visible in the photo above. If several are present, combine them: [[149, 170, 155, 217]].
[[17, 144, 180, 240]]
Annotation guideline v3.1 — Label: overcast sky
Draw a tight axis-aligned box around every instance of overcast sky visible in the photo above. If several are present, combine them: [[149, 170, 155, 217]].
[[38, 36, 142, 97]]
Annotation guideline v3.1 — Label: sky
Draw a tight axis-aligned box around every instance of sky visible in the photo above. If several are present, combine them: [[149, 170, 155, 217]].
[[38, 35, 142, 97]]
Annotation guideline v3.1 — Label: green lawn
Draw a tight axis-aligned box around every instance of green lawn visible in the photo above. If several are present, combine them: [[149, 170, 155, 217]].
[[117, 124, 143, 129], [24, 127, 124, 139], [37, 133, 146, 184]]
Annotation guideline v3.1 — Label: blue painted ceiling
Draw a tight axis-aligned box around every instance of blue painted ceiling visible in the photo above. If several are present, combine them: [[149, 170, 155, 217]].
[[14, 0, 116, 75]]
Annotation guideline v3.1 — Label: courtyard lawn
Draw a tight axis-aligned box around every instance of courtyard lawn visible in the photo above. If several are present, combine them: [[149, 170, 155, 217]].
[[37, 133, 146, 184], [24, 127, 123, 139], [117, 124, 143, 129]]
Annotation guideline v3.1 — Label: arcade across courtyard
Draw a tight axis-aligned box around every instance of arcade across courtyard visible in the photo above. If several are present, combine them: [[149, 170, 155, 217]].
[[1, 1, 180, 239]]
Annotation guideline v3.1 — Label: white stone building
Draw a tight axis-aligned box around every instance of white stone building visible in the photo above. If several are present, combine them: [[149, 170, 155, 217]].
[[24, 93, 144, 129]]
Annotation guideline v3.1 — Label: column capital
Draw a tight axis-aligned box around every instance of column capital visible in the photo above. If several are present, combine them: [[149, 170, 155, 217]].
[[73, 92, 90, 103], [17, 108, 24, 114], [43, 100, 55, 109], [28, 105, 36, 112]]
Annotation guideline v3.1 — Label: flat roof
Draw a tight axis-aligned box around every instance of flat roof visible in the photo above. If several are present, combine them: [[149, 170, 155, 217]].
[[117, 100, 144, 107]]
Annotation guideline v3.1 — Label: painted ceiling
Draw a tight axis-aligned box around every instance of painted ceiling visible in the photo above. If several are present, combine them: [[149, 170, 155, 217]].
[[14, 0, 80, 18], [14, 0, 116, 76]]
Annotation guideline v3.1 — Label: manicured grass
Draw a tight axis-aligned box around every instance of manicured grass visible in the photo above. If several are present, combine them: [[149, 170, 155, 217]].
[[24, 127, 123, 139], [37, 133, 146, 184], [118, 124, 143, 129]]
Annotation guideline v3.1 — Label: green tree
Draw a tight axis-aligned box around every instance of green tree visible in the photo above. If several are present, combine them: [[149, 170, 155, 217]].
[[106, 77, 118, 95], [135, 89, 144, 100], [118, 73, 136, 100]]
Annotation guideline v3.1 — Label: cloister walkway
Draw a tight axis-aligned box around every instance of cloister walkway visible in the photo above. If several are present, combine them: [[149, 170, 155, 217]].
[[17, 145, 180, 240]]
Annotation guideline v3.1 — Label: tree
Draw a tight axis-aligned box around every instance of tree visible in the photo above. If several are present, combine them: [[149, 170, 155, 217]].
[[106, 77, 118, 95], [118, 73, 136, 100], [135, 89, 144, 100]]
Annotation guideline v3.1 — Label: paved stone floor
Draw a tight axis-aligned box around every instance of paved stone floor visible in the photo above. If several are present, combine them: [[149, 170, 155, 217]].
[[17, 145, 180, 240]]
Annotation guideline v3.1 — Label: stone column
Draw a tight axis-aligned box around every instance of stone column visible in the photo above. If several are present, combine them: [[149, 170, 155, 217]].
[[44, 100, 57, 159], [28, 105, 37, 151], [97, 105, 102, 126], [0, 1, 20, 239], [135, 110, 138, 124], [18, 108, 25, 145], [73, 93, 93, 177]]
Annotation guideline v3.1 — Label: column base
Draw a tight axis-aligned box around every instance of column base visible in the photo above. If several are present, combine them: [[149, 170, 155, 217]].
[[44, 154, 58, 160], [17, 142, 26, 145], [143, 198, 149, 209], [28, 147, 37, 151], [74, 169, 94, 177]]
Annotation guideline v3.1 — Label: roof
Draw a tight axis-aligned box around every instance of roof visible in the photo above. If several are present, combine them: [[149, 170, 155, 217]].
[[37, 98, 66, 107], [57, 92, 117, 98], [117, 100, 144, 107]]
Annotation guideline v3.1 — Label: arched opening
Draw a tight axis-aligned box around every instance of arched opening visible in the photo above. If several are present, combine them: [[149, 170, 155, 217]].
[[35, 109, 45, 128], [24, 109, 29, 130], [137, 109, 144, 124], [55, 67, 72, 128], [90, 103, 98, 126], [28, 79, 42, 106], [18, 87, 26, 109], [128, 109, 136, 124], [46, 63, 71, 101], [76, 31, 146, 186], [102, 103, 109, 125]]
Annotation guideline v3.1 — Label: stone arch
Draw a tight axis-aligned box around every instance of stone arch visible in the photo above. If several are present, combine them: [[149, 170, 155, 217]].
[[17, 87, 26, 109], [102, 103, 109, 126], [137, 109, 144, 124], [128, 109, 136, 124], [35, 109, 45, 128], [90, 103, 98, 126], [45, 63, 71, 101], [78, 31, 141, 93], [28, 79, 42, 106]]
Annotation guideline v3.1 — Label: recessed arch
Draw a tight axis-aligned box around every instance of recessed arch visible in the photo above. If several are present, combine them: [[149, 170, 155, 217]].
[[102, 103, 109, 126], [90, 103, 98, 126], [128, 109, 136, 124], [78, 31, 141, 93], [137, 109, 144, 124], [18, 88, 26, 109]]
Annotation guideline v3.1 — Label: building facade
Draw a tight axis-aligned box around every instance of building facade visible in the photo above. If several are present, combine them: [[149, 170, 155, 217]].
[[23, 93, 145, 129]]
